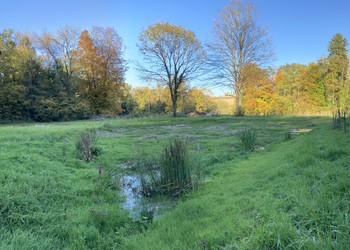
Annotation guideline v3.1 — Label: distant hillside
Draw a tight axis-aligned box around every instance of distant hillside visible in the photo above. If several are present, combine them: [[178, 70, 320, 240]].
[[212, 96, 235, 115]]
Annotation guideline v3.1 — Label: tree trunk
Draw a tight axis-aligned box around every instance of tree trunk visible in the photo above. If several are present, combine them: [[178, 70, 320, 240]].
[[344, 111, 347, 133], [235, 94, 242, 116], [172, 100, 177, 117], [171, 87, 178, 117]]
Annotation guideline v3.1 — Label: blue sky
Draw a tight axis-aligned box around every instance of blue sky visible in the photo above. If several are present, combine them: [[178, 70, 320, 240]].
[[1, 0, 350, 95]]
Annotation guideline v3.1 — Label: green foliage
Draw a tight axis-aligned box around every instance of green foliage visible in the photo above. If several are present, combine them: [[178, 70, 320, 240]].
[[327, 33, 349, 115], [0, 27, 125, 122], [0, 83, 29, 121], [76, 130, 102, 162], [237, 127, 257, 151]]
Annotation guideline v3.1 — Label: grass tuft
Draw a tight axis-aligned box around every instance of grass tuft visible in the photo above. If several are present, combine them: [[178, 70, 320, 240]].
[[284, 131, 292, 140], [75, 130, 102, 162], [238, 127, 257, 151], [137, 137, 200, 197], [160, 138, 192, 196]]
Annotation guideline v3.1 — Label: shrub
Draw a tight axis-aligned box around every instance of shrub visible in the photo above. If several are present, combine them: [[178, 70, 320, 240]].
[[238, 127, 257, 152], [76, 130, 102, 162]]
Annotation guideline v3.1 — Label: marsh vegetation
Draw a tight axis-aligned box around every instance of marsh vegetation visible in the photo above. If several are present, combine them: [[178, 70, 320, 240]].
[[0, 116, 349, 249]]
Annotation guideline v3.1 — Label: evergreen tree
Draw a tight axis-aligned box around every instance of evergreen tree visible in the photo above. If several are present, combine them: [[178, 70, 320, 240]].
[[326, 33, 349, 124]]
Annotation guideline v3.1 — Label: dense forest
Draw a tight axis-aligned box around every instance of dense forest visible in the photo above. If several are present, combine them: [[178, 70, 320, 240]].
[[0, 26, 349, 122]]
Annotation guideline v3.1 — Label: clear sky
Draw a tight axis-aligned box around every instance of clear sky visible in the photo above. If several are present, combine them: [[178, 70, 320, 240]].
[[1, 0, 350, 95]]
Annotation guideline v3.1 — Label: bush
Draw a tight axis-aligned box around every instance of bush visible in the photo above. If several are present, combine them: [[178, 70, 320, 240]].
[[76, 130, 102, 162], [238, 127, 257, 152]]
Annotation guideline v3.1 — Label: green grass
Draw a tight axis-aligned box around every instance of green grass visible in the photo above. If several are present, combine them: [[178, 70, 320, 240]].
[[238, 127, 257, 151], [123, 119, 350, 249], [0, 116, 349, 249]]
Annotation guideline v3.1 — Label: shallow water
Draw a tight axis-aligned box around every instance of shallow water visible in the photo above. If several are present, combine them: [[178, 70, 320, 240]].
[[119, 173, 176, 220]]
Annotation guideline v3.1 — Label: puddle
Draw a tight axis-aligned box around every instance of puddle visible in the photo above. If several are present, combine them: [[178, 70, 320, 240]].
[[119, 175, 142, 215], [119, 173, 176, 220]]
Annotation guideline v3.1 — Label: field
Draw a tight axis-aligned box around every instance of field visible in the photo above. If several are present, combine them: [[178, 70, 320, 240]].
[[0, 116, 349, 249], [212, 96, 235, 115]]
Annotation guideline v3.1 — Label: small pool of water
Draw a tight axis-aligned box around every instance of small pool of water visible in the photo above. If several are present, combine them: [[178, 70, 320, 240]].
[[119, 174, 176, 220]]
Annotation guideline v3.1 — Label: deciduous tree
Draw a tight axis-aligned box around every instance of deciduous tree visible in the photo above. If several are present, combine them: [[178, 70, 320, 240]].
[[207, 0, 274, 115], [77, 27, 126, 114], [300, 61, 327, 113], [137, 22, 205, 117], [36, 26, 80, 95], [242, 64, 276, 115], [275, 64, 306, 114]]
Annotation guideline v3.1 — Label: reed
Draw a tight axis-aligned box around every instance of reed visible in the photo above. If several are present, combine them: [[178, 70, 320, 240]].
[[238, 127, 257, 152]]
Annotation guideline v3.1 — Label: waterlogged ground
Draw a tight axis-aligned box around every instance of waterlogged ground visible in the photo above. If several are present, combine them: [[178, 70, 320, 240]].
[[118, 173, 177, 220], [94, 116, 320, 220], [0, 115, 335, 249]]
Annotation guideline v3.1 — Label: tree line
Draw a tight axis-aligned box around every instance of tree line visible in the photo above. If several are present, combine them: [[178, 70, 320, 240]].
[[0, 0, 349, 122], [0, 26, 126, 122]]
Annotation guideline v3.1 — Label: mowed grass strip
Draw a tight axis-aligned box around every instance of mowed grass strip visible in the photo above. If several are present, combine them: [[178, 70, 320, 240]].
[[123, 122, 350, 249]]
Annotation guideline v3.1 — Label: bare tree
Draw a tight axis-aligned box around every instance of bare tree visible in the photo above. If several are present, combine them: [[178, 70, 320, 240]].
[[137, 22, 206, 117], [36, 26, 80, 95], [207, 0, 274, 115]]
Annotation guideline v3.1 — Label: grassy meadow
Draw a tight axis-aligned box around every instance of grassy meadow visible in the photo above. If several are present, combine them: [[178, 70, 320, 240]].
[[0, 116, 349, 249]]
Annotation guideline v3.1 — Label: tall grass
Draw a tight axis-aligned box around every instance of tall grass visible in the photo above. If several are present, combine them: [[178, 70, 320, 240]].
[[75, 130, 101, 162], [160, 138, 192, 196], [137, 138, 197, 197], [238, 127, 257, 151]]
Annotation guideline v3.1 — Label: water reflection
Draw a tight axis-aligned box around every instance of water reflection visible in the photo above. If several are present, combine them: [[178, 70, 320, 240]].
[[119, 174, 176, 220]]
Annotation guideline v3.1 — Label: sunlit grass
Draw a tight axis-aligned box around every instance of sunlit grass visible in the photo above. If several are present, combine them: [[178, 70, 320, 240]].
[[1, 115, 348, 249], [122, 118, 350, 249]]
